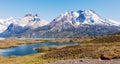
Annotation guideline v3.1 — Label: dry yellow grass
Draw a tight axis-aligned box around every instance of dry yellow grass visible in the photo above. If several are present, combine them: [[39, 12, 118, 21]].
[[0, 36, 120, 64], [0, 53, 47, 64], [43, 43, 120, 60], [0, 42, 120, 64], [0, 39, 47, 49], [50, 36, 93, 43]]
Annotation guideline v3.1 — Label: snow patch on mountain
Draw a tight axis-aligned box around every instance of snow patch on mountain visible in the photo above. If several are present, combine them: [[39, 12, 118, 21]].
[[17, 14, 40, 27], [0, 17, 16, 33], [17, 14, 49, 28], [105, 19, 120, 26], [32, 20, 49, 28], [0, 14, 49, 34], [52, 10, 120, 27]]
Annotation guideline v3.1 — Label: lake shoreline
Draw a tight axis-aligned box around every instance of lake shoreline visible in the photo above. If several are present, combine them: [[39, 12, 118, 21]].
[[0, 40, 79, 57], [0, 37, 83, 49], [0, 37, 120, 64], [0, 39, 50, 49]]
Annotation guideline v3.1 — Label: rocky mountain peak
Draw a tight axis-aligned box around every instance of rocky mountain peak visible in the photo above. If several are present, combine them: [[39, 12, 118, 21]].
[[51, 10, 120, 26]]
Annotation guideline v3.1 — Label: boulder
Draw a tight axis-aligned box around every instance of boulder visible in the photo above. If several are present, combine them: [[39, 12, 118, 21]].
[[100, 54, 113, 60]]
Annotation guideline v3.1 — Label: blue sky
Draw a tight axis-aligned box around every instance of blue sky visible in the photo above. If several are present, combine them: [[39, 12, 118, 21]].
[[0, 0, 120, 21]]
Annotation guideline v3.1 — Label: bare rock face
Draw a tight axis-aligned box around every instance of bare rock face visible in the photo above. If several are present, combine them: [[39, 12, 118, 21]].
[[100, 54, 113, 60], [1, 10, 120, 38], [16, 10, 120, 38]]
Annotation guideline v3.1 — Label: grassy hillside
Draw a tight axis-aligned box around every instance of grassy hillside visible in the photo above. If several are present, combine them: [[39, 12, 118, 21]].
[[88, 34, 120, 43], [42, 43, 120, 60], [41, 33, 120, 60]]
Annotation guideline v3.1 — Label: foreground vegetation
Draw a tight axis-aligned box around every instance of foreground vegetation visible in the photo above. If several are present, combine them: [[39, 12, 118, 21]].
[[0, 33, 120, 64], [0, 42, 120, 64], [0, 53, 48, 64], [42, 43, 120, 60]]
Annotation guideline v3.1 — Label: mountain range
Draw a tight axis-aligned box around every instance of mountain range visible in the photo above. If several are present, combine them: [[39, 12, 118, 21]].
[[0, 10, 120, 38]]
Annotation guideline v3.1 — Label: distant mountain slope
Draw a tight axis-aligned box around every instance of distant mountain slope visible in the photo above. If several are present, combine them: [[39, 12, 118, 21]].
[[112, 32, 120, 35], [0, 14, 49, 37], [0, 17, 15, 33], [50, 10, 120, 27], [89, 32, 120, 43], [0, 23, 29, 37], [16, 13, 49, 28], [17, 10, 120, 38]]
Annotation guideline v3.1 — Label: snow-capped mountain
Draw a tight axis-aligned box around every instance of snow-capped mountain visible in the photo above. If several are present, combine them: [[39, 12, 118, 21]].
[[0, 17, 15, 33], [17, 10, 120, 38], [32, 20, 49, 28], [17, 14, 49, 28], [47, 10, 120, 32], [51, 10, 120, 27], [0, 10, 120, 38], [0, 14, 49, 37]]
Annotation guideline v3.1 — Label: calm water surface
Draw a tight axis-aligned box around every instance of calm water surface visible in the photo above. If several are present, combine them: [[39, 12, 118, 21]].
[[0, 42, 79, 57]]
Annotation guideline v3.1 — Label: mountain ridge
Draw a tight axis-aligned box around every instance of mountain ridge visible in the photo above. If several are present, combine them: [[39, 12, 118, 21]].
[[15, 10, 120, 38], [0, 9, 120, 38], [0, 14, 49, 37]]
